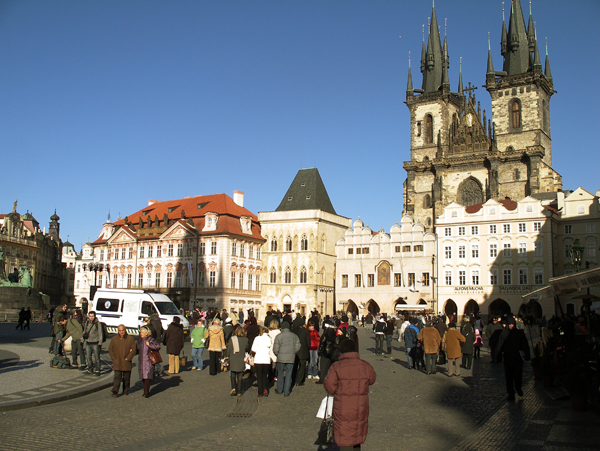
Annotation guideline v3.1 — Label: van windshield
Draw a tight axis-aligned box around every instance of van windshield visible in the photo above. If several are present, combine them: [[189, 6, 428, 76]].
[[155, 302, 180, 315]]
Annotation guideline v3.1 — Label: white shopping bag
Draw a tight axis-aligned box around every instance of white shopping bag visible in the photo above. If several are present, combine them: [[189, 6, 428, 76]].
[[316, 395, 334, 419]]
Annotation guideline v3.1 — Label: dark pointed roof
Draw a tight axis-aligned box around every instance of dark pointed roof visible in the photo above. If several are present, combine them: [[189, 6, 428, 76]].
[[500, 7, 508, 56], [503, 0, 530, 76], [458, 59, 464, 96], [544, 43, 553, 81], [406, 54, 414, 93], [487, 38, 495, 74], [422, 3, 444, 92], [275, 168, 336, 215]]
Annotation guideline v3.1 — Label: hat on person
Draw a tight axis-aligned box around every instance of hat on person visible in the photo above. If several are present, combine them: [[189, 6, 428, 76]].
[[341, 315, 348, 323], [448, 322, 457, 328], [281, 322, 291, 330], [225, 317, 232, 324], [506, 317, 516, 326]]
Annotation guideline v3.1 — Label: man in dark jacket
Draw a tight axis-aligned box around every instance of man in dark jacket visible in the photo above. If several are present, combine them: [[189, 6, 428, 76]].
[[83, 311, 104, 375], [164, 317, 185, 374], [264, 310, 277, 329], [272, 322, 300, 396], [293, 320, 311, 386], [324, 339, 376, 450], [49, 303, 68, 353], [373, 316, 386, 355], [486, 317, 503, 363], [496, 317, 530, 400], [404, 319, 419, 370], [108, 325, 137, 396]]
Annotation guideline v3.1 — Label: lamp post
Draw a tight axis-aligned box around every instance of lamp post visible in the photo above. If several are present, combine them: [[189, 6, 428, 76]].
[[87, 263, 104, 308], [320, 287, 334, 315], [570, 238, 584, 273]]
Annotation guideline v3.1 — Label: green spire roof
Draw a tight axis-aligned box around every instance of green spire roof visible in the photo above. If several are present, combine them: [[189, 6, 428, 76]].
[[276, 168, 337, 215]]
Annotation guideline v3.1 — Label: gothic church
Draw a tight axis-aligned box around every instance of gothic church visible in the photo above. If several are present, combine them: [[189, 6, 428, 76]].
[[403, 0, 561, 229]]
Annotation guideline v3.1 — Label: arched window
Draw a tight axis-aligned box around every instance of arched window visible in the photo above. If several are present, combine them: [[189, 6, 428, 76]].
[[321, 235, 327, 252], [301, 235, 308, 251], [270, 267, 277, 283], [423, 194, 431, 209], [270, 237, 277, 252], [425, 114, 433, 143], [285, 236, 292, 251], [285, 267, 291, 284], [514, 169, 520, 181], [300, 266, 307, 284], [511, 100, 521, 129]]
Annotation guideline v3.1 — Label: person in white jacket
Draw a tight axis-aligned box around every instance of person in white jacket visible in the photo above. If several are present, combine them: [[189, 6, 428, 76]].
[[251, 326, 272, 397]]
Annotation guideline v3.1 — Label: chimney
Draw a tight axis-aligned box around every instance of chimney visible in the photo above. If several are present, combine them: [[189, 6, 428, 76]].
[[148, 199, 159, 206], [233, 191, 244, 207]]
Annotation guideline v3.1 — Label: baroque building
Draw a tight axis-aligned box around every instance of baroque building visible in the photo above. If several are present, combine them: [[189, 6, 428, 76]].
[[89, 192, 265, 313], [403, 0, 561, 229], [259, 168, 351, 316]]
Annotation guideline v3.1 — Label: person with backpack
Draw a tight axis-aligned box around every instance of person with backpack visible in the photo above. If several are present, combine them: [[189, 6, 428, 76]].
[[63, 310, 85, 369], [403, 318, 420, 370], [82, 311, 104, 376]]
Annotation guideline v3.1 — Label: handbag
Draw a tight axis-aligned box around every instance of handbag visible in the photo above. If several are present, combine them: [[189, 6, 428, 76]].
[[63, 336, 73, 353], [149, 350, 162, 365], [437, 349, 447, 365], [244, 352, 255, 367], [317, 396, 334, 445]]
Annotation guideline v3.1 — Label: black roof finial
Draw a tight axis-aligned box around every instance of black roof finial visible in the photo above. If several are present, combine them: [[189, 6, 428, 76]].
[[544, 39, 552, 81], [487, 33, 495, 75]]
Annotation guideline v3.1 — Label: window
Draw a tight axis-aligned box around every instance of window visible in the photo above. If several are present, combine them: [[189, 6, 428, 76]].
[[489, 207, 496, 215], [472, 244, 479, 258], [168, 244, 174, 257], [403, 245, 411, 252], [199, 243, 205, 255], [77, 265, 81, 273], [451, 211, 457, 218], [198, 272, 205, 287], [518, 223, 526, 233], [210, 242, 217, 255], [534, 268, 543, 285], [285, 268, 291, 284], [342, 274, 348, 288], [239, 273, 244, 290], [114, 249, 119, 260], [586, 223, 596, 233], [471, 226, 479, 235], [445, 271, 452, 286], [138, 273, 143, 288], [362, 247, 370, 255], [459, 271, 466, 286], [248, 274, 252, 290], [367, 274, 374, 287], [422, 272, 430, 287], [175, 272, 181, 288], [156, 245, 161, 258], [503, 224, 511, 234], [519, 269, 528, 285], [564, 244, 572, 258], [98, 275, 103, 287], [472, 270, 480, 285], [285, 236, 292, 252], [300, 267, 307, 284], [425, 114, 433, 143], [356, 248, 361, 255], [503, 243, 512, 257], [511, 100, 521, 128], [490, 224, 497, 234], [239, 244, 245, 258], [408, 273, 416, 287], [503, 269, 512, 285], [232, 243, 237, 256], [458, 226, 466, 236], [458, 246, 466, 259], [301, 235, 308, 251], [155, 273, 160, 288], [414, 244, 424, 252], [394, 273, 402, 287], [518, 242, 527, 255], [256, 248, 261, 260], [147, 246, 153, 258], [577, 205, 586, 215], [354, 274, 362, 287], [249, 245, 253, 258], [209, 271, 216, 288], [121, 248, 126, 259], [231, 272, 236, 288], [564, 225, 572, 234], [100, 250, 104, 261], [127, 274, 131, 288], [534, 241, 543, 257], [270, 238, 278, 252], [167, 272, 172, 288], [526, 204, 533, 213], [139, 247, 144, 258], [270, 268, 276, 283], [177, 243, 183, 257], [255, 276, 260, 291], [534, 222, 542, 232], [490, 269, 498, 285], [444, 228, 451, 237], [348, 248, 354, 255], [185, 243, 192, 257], [587, 243, 597, 258], [445, 246, 452, 259]]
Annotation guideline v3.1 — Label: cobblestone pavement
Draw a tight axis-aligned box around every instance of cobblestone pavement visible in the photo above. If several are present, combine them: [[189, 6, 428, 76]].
[[0, 324, 596, 450]]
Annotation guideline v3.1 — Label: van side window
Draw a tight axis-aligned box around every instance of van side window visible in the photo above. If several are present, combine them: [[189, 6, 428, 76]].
[[96, 298, 120, 312], [141, 301, 156, 316]]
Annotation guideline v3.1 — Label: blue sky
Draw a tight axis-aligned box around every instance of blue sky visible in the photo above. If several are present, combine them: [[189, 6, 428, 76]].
[[1, 0, 598, 250]]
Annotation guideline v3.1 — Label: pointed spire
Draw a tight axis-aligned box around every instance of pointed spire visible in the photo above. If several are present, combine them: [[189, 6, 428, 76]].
[[487, 34, 495, 74], [532, 26, 541, 68], [527, 1, 536, 52], [441, 18, 450, 87], [503, 0, 532, 75], [544, 40, 552, 81], [420, 24, 426, 74], [501, 2, 508, 56], [458, 57, 464, 96], [407, 52, 414, 93], [422, 0, 444, 92]]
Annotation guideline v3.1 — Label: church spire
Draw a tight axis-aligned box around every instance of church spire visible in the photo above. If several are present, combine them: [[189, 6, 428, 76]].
[[458, 57, 464, 97], [441, 19, 450, 88], [532, 26, 541, 69], [407, 52, 414, 97], [420, 25, 426, 74], [422, 1, 444, 92], [503, 0, 530, 75], [500, 3, 507, 56], [527, 1, 536, 52], [544, 40, 553, 81], [487, 34, 495, 75]]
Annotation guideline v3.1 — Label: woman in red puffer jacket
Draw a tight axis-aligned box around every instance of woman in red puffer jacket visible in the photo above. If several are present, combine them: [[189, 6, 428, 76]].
[[308, 320, 320, 380]]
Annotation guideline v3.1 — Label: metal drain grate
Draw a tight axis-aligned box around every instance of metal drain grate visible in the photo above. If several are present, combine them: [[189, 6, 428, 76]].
[[225, 390, 260, 418], [226, 412, 254, 418]]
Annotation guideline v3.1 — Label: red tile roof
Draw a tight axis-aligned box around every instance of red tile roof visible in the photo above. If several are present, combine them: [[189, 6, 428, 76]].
[[465, 199, 518, 214]]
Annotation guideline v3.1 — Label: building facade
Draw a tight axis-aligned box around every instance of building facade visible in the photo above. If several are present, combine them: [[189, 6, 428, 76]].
[[89, 192, 265, 314], [335, 216, 436, 316], [403, 0, 561, 230], [259, 168, 351, 316]]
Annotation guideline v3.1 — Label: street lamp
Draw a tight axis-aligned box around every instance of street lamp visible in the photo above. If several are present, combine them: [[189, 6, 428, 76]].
[[320, 287, 334, 315], [570, 238, 584, 273]]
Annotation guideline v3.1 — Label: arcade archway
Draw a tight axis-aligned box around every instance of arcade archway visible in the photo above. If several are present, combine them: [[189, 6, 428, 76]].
[[444, 299, 457, 318], [489, 298, 512, 318], [366, 299, 380, 315], [518, 300, 542, 324], [345, 300, 359, 314], [464, 299, 480, 317]]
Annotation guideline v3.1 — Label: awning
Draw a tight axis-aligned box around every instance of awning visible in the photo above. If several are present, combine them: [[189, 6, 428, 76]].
[[522, 285, 553, 301], [394, 304, 429, 310], [548, 267, 600, 295]]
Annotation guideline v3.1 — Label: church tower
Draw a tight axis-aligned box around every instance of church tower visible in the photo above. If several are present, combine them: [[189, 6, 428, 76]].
[[485, 0, 561, 198]]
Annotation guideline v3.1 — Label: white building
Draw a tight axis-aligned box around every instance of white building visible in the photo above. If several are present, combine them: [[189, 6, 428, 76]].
[[335, 216, 437, 315]]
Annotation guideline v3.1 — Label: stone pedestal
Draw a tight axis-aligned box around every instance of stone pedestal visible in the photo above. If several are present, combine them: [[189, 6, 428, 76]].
[[0, 286, 46, 322]]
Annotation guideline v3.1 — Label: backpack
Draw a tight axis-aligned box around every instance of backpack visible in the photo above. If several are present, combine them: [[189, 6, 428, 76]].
[[101, 322, 109, 343], [50, 355, 71, 369], [347, 326, 358, 342]]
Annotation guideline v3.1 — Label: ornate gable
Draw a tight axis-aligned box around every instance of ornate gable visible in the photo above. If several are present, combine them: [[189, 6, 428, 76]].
[[449, 96, 492, 156], [161, 222, 195, 240], [108, 228, 135, 244]]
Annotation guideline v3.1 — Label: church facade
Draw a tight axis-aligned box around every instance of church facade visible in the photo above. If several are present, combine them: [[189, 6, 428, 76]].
[[403, 0, 561, 230]]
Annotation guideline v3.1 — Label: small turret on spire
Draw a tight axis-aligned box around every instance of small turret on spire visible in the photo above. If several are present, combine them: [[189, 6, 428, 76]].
[[544, 39, 553, 81], [532, 26, 541, 68], [441, 18, 450, 87], [487, 34, 495, 74], [527, 1, 536, 52], [420, 24, 426, 73], [407, 52, 414, 94], [501, 2, 507, 56], [458, 57, 464, 97]]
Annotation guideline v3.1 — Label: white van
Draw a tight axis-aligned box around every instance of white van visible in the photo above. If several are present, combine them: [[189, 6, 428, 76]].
[[91, 288, 190, 335]]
